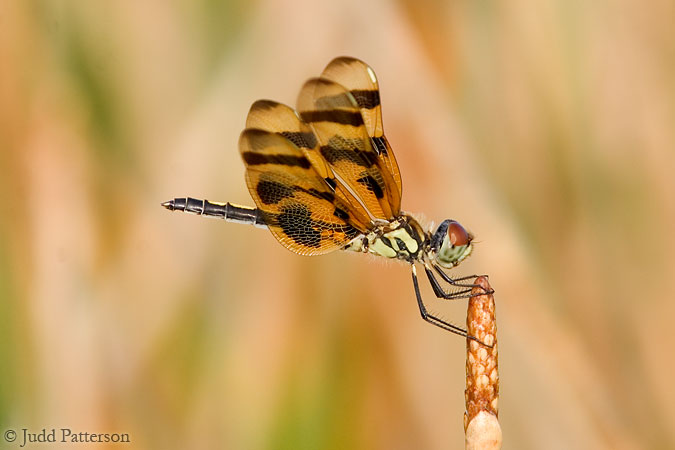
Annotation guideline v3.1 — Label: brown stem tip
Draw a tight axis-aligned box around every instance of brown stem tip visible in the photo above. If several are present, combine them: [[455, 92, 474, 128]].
[[464, 276, 501, 449]]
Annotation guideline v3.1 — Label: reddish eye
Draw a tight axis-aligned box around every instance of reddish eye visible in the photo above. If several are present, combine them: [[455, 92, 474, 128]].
[[448, 221, 469, 246]]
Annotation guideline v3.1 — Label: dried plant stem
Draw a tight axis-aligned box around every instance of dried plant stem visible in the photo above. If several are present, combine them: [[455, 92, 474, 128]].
[[464, 276, 501, 450]]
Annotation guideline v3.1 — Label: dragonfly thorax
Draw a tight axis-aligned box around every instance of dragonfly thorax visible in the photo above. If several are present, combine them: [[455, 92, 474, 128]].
[[344, 214, 427, 262]]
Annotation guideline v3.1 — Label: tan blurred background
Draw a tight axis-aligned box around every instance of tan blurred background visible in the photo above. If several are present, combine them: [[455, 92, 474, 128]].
[[2, 1, 674, 449]]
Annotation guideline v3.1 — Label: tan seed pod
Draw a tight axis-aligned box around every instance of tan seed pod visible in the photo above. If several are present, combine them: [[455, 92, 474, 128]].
[[464, 276, 501, 449]]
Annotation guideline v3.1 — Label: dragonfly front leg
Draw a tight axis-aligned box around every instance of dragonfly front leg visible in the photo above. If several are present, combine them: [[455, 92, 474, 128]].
[[426, 263, 493, 299]]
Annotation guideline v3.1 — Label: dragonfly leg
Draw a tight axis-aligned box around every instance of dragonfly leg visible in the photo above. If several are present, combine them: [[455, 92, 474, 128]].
[[412, 266, 493, 347], [411, 265, 468, 337], [428, 264, 494, 297]]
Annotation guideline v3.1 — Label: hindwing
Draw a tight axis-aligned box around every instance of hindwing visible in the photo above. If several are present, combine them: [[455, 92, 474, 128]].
[[240, 104, 369, 255]]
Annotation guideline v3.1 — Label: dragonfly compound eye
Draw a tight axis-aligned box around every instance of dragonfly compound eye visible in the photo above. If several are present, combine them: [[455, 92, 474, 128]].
[[448, 221, 469, 247], [432, 219, 473, 268]]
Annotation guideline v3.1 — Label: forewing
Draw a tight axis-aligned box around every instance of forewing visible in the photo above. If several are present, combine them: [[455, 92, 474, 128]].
[[320, 57, 402, 207], [297, 77, 400, 220], [239, 127, 366, 256]]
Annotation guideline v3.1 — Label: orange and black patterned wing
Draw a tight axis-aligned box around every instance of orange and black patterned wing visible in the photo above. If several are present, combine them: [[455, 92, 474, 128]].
[[297, 77, 400, 221], [239, 103, 369, 256], [245, 100, 371, 228], [319, 57, 402, 210]]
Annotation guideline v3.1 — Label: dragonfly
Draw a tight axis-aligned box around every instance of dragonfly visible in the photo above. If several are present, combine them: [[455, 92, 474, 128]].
[[163, 57, 490, 342]]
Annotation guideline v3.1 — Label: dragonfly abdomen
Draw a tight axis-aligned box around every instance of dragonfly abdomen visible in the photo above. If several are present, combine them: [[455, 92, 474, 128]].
[[162, 197, 267, 228]]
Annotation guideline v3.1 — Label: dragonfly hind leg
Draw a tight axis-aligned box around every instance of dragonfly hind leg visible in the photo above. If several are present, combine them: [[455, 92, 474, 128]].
[[411, 265, 468, 338], [411, 265, 493, 347]]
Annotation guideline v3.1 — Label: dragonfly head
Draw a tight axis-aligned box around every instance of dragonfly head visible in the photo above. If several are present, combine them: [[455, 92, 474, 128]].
[[430, 220, 474, 268]]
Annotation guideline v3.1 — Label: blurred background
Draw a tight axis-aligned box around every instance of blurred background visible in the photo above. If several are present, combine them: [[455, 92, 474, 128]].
[[1, 0, 674, 449]]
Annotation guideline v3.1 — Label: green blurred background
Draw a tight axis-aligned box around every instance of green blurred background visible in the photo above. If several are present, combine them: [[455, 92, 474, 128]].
[[2, 1, 674, 449]]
